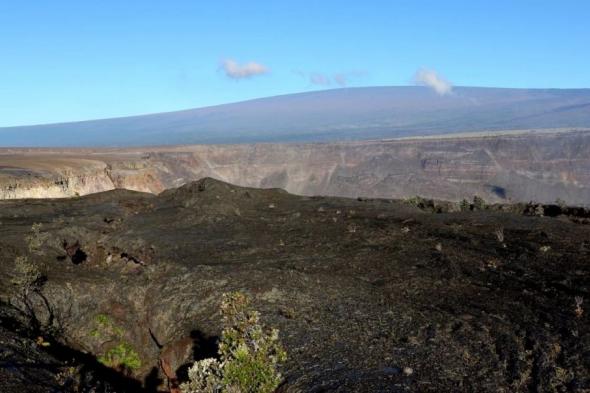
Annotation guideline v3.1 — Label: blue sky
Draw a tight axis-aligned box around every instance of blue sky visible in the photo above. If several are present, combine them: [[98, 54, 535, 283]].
[[0, 1, 589, 127]]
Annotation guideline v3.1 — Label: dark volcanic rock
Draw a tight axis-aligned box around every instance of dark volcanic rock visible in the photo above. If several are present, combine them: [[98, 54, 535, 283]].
[[0, 178, 589, 392], [0, 305, 64, 393]]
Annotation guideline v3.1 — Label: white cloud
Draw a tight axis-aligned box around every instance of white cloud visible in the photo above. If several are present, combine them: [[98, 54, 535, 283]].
[[414, 68, 453, 95], [221, 59, 269, 79]]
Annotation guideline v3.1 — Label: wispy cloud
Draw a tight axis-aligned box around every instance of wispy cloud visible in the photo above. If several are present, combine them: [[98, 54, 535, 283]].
[[333, 73, 349, 87], [309, 73, 331, 86], [295, 70, 366, 87], [414, 68, 453, 95], [221, 59, 270, 79]]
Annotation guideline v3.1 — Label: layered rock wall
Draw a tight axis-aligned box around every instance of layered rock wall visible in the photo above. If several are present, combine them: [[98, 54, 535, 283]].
[[1, 131, 589, 204]]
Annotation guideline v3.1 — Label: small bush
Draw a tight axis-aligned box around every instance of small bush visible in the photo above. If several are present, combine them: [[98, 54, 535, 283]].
[[555, 198, 567, 209], [91, 313, 140, 372], [525, 203, 545, 216], [26, 223, 49, 255], [11, 256, 42, 292], [405, 196, 423, 207], [459, 199, 471, 211], [92, 313, 125, 338], [181, 292, 287, 393], [184, 358, 224, 393], [98, 342, 142, 371], [472, 196, 486, 210], [95, 313, 111, 326], [10, 256, 48, 330]]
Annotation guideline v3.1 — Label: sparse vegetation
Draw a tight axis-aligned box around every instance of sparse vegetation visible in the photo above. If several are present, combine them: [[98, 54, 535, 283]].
[[90, 313, 125, 338], [26, 222, 49, 255], [98, 342, 142, 371], [472, 196, 486, 210], [555, 198, 567, 209], [11, 256, 42, 292], [525, 203, 545, 216], [183, 358, 224, 393], [405, 196, 423, 207], [181, 292, 286, 393], [90, 313, 140, 372], [404, 196, 448, 213], [459, 199, 471, 211], [10, 255, 50, 330]]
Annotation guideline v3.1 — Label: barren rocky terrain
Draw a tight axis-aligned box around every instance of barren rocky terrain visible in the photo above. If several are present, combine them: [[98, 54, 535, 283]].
[[2, 129, 590, 205], [0, 178, 589, 392]]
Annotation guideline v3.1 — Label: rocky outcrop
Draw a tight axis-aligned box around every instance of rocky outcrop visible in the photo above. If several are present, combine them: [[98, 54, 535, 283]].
[[0, 173, 114, 199], [1, 130, 590, 204], [0, 158, 115, 199]]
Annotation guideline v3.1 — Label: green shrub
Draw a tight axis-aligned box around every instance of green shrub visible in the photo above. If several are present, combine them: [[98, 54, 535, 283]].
[[92, 313, 125, 338], [98, 342, 141, 371], [10, 256, 45, 326], [459, 199, 471, 211], [26, 223, 48, 255], [95, 313, 111, 326], [91, 313, 140, 372], [183, 358, 223, 393], [405, 196, 422, 206], [11, 256, 42, 292], [472, 195, 486, 210], [181, 292, 287, 393]]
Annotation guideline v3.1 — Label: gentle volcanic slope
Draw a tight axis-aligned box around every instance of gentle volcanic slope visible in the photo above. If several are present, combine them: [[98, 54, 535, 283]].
[[1, 86, 590, 147], [1, 130, 590, 205]]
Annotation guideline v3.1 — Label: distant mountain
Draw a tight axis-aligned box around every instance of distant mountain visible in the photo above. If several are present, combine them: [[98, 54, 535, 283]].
[[1, 86, 590, 147]]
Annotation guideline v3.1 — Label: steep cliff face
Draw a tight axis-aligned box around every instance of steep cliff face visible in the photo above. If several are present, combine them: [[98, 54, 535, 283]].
[[0, 175, 113, 199], [0, 158, 115, 199], [1, 130, 590, 204]]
